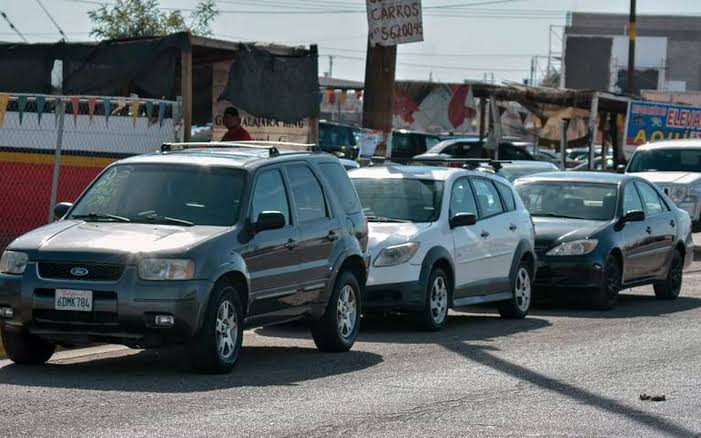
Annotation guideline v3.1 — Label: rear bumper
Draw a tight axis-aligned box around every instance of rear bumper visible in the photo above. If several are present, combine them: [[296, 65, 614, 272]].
[[0, 263, 212, 347]]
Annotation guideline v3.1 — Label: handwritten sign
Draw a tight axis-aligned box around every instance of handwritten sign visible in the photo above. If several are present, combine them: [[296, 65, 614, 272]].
[[366, 0, 423, 47]]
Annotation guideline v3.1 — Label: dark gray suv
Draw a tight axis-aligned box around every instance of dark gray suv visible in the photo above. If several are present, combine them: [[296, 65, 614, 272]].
[[0, 143, 369, 373]]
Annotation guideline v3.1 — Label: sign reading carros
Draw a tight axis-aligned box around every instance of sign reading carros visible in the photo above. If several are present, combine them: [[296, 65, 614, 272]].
[[366, 0, 423, 46], [625, 100, 701, 147]]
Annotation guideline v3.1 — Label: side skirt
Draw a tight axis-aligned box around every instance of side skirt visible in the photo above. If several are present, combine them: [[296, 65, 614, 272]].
[[452, 291, 512, 307]]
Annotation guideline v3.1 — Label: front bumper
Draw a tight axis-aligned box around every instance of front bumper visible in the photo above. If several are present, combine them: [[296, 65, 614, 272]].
[[363, 280, 426, 311], [0, 262, 213, 347], [534, 255, 605, 291]]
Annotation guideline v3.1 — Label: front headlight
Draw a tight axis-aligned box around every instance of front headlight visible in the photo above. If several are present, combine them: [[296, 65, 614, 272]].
[[667, 186, 688, 204], [0, 251, 29, 275], [138, 258, 195, 280], [374, 242, 419, 267], [546, 240, 598, 256]]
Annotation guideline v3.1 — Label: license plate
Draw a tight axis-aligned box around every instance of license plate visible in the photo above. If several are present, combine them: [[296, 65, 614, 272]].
[[55, 289, 93, 312]]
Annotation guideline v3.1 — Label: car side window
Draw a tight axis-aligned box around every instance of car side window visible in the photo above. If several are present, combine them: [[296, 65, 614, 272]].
[[495, 182, 516, 211], [472, 178, 504, 218], [318, 162, 361, 214], [635, 182, 664, 215], [622, 184, 644, 215], [287, 165, 328, 222], [425, 136, 441, 149], [251, 169, 290, 224], [450, 177, 478, 217]]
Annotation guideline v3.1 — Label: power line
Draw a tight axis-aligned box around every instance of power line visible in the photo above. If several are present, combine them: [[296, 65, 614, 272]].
[[35, 0, 69, 41], [325, 53, 530, 72], [0, 10, 28, 42]]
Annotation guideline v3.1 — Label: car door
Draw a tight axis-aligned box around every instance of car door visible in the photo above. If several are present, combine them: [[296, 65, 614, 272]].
[[469, 177, 513, 294], [283, 163, 342, 305], [449, 176, 487, 298], [635, 181, 677, 278], [620, 181, 649, 281], [243, 167, 303, 318]]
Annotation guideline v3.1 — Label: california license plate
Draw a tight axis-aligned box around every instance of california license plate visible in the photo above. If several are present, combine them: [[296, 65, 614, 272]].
[[55, 289, 93, 312]]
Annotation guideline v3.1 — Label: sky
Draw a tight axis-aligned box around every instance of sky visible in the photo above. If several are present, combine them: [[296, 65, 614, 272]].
[[2, 0, 701, 84]]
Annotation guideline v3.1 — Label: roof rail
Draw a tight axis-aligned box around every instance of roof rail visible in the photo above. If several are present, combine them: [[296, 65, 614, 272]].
[[160, 141, 320, 156], [412, 157, 512, 171]]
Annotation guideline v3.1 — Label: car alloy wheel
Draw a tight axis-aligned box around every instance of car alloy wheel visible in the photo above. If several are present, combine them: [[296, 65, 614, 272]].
[[337, 285, 357, 340], [514, 267, 531, 313], [216, 299, 239, 361], [430, 275, 449, 324]]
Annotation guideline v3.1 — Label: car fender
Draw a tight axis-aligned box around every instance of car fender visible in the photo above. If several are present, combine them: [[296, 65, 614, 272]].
[[320, 237, 365, 310], [509, 239, 536, 285], [197, 253, 250, 330], [418, 246, 455, 301]]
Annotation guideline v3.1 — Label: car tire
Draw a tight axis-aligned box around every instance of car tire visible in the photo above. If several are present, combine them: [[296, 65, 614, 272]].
[[654, 249, 683, 300], [190, 283, 244, 374], [1, 328, 55, 365], [311, 270, 361, 352], [592, 255, 621, 310], [499, 260, 532, 319], [417, 267, 450, 331]]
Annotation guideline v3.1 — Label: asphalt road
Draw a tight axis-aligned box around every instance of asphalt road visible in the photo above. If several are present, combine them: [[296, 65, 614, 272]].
[[2, 274, 701, 437]]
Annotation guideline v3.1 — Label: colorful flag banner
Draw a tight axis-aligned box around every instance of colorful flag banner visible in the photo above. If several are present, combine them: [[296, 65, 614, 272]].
[[0, 95, 8, 128], [145, 100, 154, 123], [158, 101, 166, 127], [327, 89, 336, 105], [70, 96, 79, 126], [17, 96, 27, 125], [130, 98, 140, 127], [355, 89, 363, 99], [338, 91, 347, 106], [116, 97, 127, 111], [88, 98, 96, 124], [104, 98, 112, 126], [35, 96, 46, 125]]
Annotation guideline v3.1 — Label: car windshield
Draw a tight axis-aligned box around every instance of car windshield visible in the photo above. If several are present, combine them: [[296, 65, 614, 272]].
[[515, 182, 618, 221], [70, 164, 246, 226], [352, 178, 443, 222], [628, 148, 701, 172], [498, 166, 556, 182]]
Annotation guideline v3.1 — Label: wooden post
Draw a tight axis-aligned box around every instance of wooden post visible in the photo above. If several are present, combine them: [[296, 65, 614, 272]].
[[610, 112, 622, 167], [309, 117, 319, 145], [362, 41, 397, 158], [181, 45, 193, 142], [489, 95, 502, 160], [560, 118, 570, 171], [588, 93, 600, 170], [478, 97, 486, 143]]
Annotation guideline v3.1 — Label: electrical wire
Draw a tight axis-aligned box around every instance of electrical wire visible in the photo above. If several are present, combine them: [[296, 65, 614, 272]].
[[0, 10, 28, 42], [35, 0, 69, 41]]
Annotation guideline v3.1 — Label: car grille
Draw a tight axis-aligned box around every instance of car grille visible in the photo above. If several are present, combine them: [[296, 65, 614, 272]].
[[38, 262, 125, 282]]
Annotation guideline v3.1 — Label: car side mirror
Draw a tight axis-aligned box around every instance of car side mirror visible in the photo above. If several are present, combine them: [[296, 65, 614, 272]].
[[254, 211, 286, 232], [616, 164, 626, 174], [449, 213, 477, 229], [616, 210, 645, 230], [54, 202, 73, 219]]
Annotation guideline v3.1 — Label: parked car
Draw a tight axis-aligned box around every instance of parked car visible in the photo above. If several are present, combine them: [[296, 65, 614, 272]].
[[319, 120, 362, 158], [412, 138, 536, 164], [0, 142, 369, 373], [571, 156, 615, 172], [514, 172, 693, 310], [485, 160, 560, 182], [339, 158, 360, 171], [627, 139, 701, 231], [388, 130, 443, 164], [349, 165, 536, 330]]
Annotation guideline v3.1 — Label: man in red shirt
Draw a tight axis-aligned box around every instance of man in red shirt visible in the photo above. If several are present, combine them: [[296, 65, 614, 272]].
[[220, 107, 252, 141]]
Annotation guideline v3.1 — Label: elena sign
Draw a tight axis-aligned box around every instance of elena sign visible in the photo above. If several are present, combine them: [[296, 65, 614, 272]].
[[366, 0, 423, 46], [625, 100, 701, 147]]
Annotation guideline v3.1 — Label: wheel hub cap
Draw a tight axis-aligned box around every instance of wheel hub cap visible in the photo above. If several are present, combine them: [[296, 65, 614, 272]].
[[216, 300, 238, 360], [337, 285, 357, 339], [515, 268, 531, 312], [430, 276, 449, 324]]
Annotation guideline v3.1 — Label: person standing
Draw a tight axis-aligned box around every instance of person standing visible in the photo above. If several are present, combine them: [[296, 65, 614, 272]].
[[220, 107, 252, 141]]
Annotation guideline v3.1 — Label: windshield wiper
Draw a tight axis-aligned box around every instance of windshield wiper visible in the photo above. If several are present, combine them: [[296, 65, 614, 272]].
[[365, 215, 412, 223], [532, 213, 587, 220], [132, 214, 194, 227], [71, 212, 131, 223]]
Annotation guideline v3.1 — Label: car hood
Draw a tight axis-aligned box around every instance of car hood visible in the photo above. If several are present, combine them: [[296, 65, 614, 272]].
[[532, 217, 608, 249], [630, 171, 701, 185], [367, 222, 431, 252], [9, 220, 227, 262]]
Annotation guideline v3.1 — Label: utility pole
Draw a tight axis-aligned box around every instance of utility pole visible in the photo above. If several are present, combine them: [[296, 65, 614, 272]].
[[530, 57, 535, 86], [328, 55, 335, 77], [362, 42, 397, 158], [627, 0, 637, 95]]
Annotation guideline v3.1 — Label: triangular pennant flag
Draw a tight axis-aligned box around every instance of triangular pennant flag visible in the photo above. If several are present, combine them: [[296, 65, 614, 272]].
[[17, 96, 27, 125], [88, 98, 96, 125], [35, 96, 46, 125], [355, 89, 363, 99], [145, 101, 154, 123], [0, 95, 8, 128], [104, 98, 112, 126], [158, 101, 166, 127], [116, 97, 127, 111], [130, 98, 140, 127], [70, 97, 79, 126], [327, 89, 336, 105], [338, 91, 347, 106]]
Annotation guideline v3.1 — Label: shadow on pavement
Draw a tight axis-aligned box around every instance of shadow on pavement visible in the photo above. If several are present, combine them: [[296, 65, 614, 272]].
[[444, 342, 699, 437], [0, 345, 382, 393]]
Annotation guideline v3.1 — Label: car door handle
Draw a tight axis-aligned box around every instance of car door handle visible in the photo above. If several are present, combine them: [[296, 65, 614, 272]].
[[481, 231, 490, 239], [285, 239, 297, 250], [326, 231, 338, 242], [645, 226, 652, 234], [509, 224, 518, 231], [670, 220, 675, 228]]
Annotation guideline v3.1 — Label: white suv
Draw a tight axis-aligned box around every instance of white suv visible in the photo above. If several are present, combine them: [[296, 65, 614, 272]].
[[349, 165, 536, 330], [627, 139, 701, 230]]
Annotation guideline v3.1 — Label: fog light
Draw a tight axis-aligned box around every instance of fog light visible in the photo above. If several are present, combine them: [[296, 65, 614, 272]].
[[154, 315, 174, 327], [0, 307, 14, 318]]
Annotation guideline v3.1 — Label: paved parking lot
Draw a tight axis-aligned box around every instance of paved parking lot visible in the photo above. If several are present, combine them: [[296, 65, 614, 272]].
[[1, 270, 701, 437]]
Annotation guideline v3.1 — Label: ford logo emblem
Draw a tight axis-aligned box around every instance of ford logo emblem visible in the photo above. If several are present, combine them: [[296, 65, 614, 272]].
[[70, 267, 89, 277]]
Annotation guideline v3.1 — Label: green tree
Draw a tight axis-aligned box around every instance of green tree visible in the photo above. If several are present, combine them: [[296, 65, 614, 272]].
[[88, 0, 219, 39]]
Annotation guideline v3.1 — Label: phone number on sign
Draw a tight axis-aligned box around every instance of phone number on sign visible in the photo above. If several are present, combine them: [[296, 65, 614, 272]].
[[373, 22, 423, 42]]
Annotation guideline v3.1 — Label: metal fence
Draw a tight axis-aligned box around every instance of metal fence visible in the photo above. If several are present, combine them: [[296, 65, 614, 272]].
[[0, 93, 181, 250]]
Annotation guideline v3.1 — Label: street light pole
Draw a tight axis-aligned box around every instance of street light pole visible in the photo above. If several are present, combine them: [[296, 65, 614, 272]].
[[627, 0, 637, 95]]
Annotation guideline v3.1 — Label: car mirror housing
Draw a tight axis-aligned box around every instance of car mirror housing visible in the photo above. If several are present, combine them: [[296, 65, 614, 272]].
[[449, 213, 477, 229], [616, 210, 645, 230], [54, 202, 73, 219], [254, 211, 286, 232], [616, 164, 626, 174]]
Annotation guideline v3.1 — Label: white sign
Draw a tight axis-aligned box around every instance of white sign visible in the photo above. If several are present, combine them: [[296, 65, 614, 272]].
[[366, 0, 423, 47], [359, 130, 384, 158]]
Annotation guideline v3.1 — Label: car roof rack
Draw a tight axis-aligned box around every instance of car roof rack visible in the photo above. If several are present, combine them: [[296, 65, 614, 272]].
[[412, 157, 512, 171], [160, 141, 320, 157]]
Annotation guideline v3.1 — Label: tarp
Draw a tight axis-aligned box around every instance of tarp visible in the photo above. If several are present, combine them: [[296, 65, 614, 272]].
[[218, 45, 319, 123], [393, 81, 477, 133]]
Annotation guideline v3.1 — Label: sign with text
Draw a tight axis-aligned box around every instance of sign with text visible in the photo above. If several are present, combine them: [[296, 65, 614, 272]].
[[366, 0, 423, 46], [625, 100, 701, 147]]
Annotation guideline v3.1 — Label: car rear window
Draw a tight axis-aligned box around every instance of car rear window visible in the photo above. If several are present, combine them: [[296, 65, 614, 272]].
[[318, 162, 361, 214]]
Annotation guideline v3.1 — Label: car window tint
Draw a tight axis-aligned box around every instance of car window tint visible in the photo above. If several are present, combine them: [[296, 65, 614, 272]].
[[251, 169, 290, 224], [318, 162, 361, 214], [391, 133, 412, 155], [472, 178, 504, 217], [502, 146, 530, 160], [425, 136, 441, 149], [450, 177, 478, 217], [622, 185, 644, 215], [496, 182, 516, 211], [287, 165, 328, 222], [635, 182, 664, 215]]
